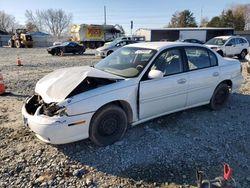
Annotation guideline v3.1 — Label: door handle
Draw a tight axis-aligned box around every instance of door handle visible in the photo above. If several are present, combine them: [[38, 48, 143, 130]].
[[213, 72, 219, 77], [177, 78, 186, 84]]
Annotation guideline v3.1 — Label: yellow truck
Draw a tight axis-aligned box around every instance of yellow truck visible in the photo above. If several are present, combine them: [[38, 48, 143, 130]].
[[70, 24, 124, 49], [8, 29, 33, 48]]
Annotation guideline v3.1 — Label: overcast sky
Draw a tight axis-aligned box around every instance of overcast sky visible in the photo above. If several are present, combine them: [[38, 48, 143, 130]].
[[0, 0, 249, 34]]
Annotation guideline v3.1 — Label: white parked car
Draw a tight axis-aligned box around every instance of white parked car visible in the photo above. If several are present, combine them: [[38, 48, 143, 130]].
[[22, 42, 243, 146], [96, 40, 137, 58], [205, 36, 249, 59]]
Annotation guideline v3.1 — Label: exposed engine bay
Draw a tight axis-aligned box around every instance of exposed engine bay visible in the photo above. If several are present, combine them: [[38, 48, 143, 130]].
[[25, 77, 118, 117]]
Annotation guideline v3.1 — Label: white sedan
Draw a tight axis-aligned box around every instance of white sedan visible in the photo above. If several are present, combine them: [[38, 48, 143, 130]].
[[22, 42, 243, 146]]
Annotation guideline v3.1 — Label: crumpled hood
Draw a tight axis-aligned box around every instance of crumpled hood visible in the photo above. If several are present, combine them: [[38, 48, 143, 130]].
[[35, 66, 124, 103]]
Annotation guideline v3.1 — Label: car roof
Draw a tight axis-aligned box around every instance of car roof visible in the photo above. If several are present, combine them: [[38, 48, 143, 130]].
[[126, 41, 204, 51], [213, 35, 245, 40]]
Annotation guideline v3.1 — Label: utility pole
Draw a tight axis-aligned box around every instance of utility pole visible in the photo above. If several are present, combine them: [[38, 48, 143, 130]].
[[104, 6, 107, 25], [200, 7, 203, 27], [130, 20, 133, 36]]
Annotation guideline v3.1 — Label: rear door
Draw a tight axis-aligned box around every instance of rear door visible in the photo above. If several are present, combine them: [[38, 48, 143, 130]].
[[139, 48, 188, 119], [184, 47, 220, 106]]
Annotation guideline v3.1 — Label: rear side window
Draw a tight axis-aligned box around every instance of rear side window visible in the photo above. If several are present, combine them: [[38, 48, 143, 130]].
[[185, 47, 217, 70], [208, 50, 218, 66], [239, 38, 247, 44]]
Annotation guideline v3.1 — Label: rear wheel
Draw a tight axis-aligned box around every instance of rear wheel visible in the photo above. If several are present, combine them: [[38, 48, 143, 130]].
[[89, 104, 128, 146], [238, 49, 247, 59], [78, 49, 85, 55], [217, 50, 224, 57], [209, 83, 230, 110]]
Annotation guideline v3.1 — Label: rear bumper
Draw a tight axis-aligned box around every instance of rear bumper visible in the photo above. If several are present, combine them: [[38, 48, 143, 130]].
[[232, 74, 244, 92]]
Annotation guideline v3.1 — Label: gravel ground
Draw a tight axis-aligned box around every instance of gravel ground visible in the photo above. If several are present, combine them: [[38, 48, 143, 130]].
[[0, 47, 250, 188]]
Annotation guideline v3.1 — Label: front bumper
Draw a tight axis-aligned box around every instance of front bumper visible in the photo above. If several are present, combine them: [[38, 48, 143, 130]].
[[22, 97, 94, 144], [95, 50, 106, 58]]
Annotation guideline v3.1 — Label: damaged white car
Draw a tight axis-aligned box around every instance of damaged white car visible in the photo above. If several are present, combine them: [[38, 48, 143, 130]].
[[22, 42, 243, 146]]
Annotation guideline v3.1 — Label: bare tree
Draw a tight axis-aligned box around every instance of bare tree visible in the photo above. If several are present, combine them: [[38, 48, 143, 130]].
[[230, 4, 250, 30], [0, 11, 17, 33], [25, 9, 72, 37], [25, 10, 44, 32]]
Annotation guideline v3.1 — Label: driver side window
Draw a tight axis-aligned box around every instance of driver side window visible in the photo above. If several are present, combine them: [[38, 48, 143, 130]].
[[151, 49, 183, 76]]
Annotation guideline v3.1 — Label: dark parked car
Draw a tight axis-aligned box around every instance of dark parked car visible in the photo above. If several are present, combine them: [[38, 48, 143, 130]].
[[47, 42, 85, 56]]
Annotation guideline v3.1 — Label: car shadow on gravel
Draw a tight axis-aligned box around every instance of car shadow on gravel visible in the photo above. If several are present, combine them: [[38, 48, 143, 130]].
[[56, 92, 250, 186], [56, 53, 96, 57], [0, 92, 29, 98]]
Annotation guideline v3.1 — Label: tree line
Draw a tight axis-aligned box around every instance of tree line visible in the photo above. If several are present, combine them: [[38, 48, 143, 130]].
[[167, 4, 250, 30], [0, 4, 250, 37], [0, 9, 72, 37]]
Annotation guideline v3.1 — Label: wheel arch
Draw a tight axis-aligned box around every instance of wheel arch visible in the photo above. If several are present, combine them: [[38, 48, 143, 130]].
[[93, 100, 133, 124], [218, 79, 232, 89]]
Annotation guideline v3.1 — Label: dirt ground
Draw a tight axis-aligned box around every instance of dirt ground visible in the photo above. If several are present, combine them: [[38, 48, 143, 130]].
[[0, 47, 250, 188]]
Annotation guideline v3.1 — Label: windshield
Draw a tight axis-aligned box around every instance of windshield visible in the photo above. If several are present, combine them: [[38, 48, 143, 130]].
[[95, 47, 157, 78], [205, 38, 227, 46]]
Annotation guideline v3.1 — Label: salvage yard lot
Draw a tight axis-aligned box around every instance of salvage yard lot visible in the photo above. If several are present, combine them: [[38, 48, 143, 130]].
[[0, 47, 250, 187]]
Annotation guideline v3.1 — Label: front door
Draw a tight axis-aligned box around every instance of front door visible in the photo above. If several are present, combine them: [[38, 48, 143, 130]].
[[139, 48, 188, 119]]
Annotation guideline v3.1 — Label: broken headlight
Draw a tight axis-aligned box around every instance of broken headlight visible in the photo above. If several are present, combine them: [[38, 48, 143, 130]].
[[42, 103, 68, 117]]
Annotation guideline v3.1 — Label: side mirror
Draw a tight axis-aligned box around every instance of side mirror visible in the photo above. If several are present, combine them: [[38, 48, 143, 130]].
[[148, 70, 164, 79], [225, 43, 232, 46]]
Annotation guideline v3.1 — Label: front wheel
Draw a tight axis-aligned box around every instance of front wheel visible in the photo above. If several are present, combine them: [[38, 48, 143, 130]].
[[89, 104, 128, 146], [107, 50, 113, 56], [217, 50, 224, 57], [209, 83, 230, 110], [78, 49, 85, 55]]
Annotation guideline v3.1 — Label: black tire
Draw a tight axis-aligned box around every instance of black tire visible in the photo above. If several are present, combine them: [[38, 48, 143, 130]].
[[238, 50, 247, 60], [60, 49, 64, 56], [15, 40, 21, 48], [55, 48, 60, 56], [89, 104, 128, 146], [217, 50, 224, 57], [50, 51, 55, 56], [78, 49, 85, 55], [209, 83, 230, 110], [107, 51, 113, 56]]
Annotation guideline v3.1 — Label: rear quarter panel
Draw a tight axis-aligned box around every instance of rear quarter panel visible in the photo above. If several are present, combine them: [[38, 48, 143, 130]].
[[218, 57, 243, 92]]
